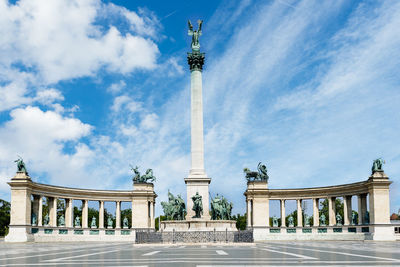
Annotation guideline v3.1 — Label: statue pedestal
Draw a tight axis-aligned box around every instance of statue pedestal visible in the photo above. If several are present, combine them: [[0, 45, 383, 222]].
[[184, 177, 211, 220], [160, 220, 237, 232]]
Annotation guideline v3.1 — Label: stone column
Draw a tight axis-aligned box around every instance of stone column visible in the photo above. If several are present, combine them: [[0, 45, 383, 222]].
[[328, 197, 336, 226], [358, 194, 367, 224], [82, 200, 88, 228], [313, 198, 319, 226], [280, 199, 286, 227], [65, 199, 73, 228], [343, 196, 352, 225], [49, 197, 58, 227], [149, 201, 154, 228], [38, 196, 43, 226], [99, 201, 104, 229], [246, 199, 252, 228], [297, 199, 303, 227], [116, 201, 121, 229], [32, 195, 40, 225]]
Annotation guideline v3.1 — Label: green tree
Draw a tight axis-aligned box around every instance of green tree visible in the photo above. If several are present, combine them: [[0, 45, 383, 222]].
[[155, 215, 167, 231], [0, 199, 10, 236], [319, 198, 344, 222], [88, 208, 99, 228], [232, 213, 246, 230]]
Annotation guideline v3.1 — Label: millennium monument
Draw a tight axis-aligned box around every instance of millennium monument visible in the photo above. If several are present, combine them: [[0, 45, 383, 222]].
[[4, 21, 397, 243], [160, 20, 237, 233]]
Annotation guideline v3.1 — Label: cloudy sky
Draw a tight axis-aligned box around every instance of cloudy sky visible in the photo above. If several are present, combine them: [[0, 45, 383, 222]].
[[0, 0, 399, 216]]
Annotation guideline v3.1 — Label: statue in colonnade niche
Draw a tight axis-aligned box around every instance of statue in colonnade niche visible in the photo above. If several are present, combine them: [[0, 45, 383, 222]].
[[364, 211, 370, 224], [192, 192, 203, 218], [210, 194, 233, 220], [244, 162, 269, 182], [123, 217, 129, 228], [272, 216, 278, 227], [304, 214, 310, 227], [91, 216, 97, 228], [58, 215, 65, 227], [44, 214, 49, 226], [31, 213, 37, 226], [75, 216, 81, 227], [320, 214, 326, 226], [161, 191, 186, 220], [336, 214, 342, 226], [351, 211, 358, 225], [288, 215, 294, 227], [107, 216, 113, 228], [14, 156, 28, 174], [371, 158, 385, 173], [131, 165, 156, 183]]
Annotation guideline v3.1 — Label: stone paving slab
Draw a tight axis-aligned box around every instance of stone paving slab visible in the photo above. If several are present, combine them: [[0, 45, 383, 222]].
[[0, 241, 399, 266]]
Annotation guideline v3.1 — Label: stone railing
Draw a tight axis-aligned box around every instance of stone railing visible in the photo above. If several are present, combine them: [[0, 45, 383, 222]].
[[244, 170, 394, 241], [5, 171, 157, 242]]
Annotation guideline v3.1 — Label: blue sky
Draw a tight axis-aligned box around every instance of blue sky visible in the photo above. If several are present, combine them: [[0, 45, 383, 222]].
[[0, 0, 399, 216]]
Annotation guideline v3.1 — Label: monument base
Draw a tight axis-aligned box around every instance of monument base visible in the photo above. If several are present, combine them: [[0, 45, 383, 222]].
[[5, 226, 34, 242], [160, 220, 237, 232]]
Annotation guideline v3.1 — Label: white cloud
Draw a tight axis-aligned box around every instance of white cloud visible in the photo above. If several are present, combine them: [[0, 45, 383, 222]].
[[34, 88, 64, 105], [107, 80, 126, 94], [140, 113, 159, 130], [111, 95, 142, 113]]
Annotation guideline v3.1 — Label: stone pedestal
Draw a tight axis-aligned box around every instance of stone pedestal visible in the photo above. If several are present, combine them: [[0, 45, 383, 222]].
[[132, 183, 156, 229], [184, 177, 211, 220], [161, 220, 237, 232]]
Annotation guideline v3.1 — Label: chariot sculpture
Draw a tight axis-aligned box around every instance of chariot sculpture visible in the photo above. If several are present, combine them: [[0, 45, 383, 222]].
[[131, 165, 156, 183], [14, 156, 28, 174], [244, 162, 269, 182], [371, 158, 385, 173]]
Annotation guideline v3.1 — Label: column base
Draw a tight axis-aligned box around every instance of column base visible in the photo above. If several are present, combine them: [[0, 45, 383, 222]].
[[5, 226, 34, 242]]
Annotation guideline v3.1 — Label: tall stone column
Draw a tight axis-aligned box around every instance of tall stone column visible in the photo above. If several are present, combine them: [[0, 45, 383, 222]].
[[116, 201, 121, 229], [328, 197, 336, 226], [32, 195, 40, 225], [313, 198, 319, 226], [297, 199, 303, 227], [185, 50, 211, 220], [49, 197, 58, 227], [343, 196, 352, 225], [149, 201, 154, 228], [82, 200, 88, 228], [38, 196, 43, 226], [65, 199, 73, 228], [246, 199, 252, 228], [280, 199, 286, 227], [358, 194, 367, 225], [99, 201, 104, 229]]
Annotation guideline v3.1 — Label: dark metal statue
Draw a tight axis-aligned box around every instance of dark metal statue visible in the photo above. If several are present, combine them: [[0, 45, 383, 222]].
[[14, 156, 28, 174], [192, 192, 203, 218], [210, 194, 233, 220], [371, 158, 385, 173], [244, 162, 269, 182], [131, 165, 156, 183], [188, 19, 203, 52], [161, 191, 186, 220]]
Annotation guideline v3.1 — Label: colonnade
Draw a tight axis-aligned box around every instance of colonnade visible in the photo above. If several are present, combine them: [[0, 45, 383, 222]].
[[30, 195, 156, 229], [244, 170, 394, 240]]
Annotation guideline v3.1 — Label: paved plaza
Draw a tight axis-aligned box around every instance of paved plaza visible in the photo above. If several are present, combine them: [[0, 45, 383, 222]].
[[0, 240, 400, 266]]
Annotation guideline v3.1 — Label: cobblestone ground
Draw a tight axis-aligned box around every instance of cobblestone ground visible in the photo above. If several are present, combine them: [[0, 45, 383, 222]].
[[0, 240, 400, 266]]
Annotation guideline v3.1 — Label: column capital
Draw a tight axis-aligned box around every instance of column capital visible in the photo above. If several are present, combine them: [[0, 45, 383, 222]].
[[187, 52, 205, 71]]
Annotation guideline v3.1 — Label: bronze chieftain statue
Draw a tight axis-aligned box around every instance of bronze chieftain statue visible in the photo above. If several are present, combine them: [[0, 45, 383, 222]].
[[192, 192, 203, 218], [161, 191, 186, 220], [188, 19, 202, 52], [371, 158, 385, 173], [210, 194, 233, 220]]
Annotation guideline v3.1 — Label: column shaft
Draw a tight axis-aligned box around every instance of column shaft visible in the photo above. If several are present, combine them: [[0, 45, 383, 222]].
[[116, 201, 121, 229], [149, 201, 154, 228], [99, 201, 104, 229], [38, 196, 43, 226], [328, 197, 336, 226], [65, 199, 73, 227], [246, 200, 251, 228], [82, 200, 88, 228], [313, 198, 319, 226], [280, 199, 286, 227], [344, 196, 352, 225], [297, 199, 303, 227], [49, 197, 58, 227]]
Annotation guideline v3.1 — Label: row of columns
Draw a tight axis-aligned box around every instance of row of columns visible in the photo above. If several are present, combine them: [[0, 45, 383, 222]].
[[248, 194, 369, 227], [31, 195, 155, 229]]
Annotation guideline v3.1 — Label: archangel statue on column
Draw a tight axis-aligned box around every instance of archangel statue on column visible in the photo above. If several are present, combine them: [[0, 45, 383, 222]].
[[188, 19, 203, 52]]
